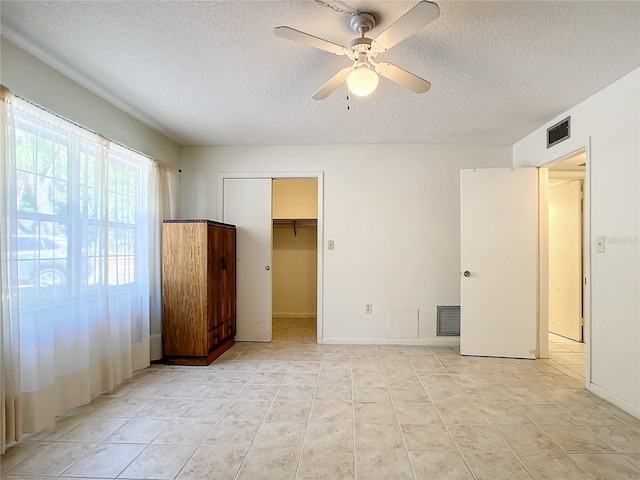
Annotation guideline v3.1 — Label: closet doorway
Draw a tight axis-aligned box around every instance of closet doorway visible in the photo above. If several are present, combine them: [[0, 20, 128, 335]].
[[272, 179, 318, 343], [219, 172, 324, 344]]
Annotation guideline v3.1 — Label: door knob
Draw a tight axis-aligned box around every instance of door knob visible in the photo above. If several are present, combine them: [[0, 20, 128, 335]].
[[265, 265, 271, 271], [463, 271, 471, 277]]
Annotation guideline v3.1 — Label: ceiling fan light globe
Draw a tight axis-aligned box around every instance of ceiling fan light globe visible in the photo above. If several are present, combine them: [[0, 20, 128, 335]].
[[346, 68, 379, 97]]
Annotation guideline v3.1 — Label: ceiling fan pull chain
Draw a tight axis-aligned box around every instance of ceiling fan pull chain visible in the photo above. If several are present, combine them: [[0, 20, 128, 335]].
[[313, 0, 358, 15], [346, 89, 351, 110]]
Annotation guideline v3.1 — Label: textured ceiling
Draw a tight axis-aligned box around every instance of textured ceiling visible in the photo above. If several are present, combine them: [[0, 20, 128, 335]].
[[1, 1, 639, 147]]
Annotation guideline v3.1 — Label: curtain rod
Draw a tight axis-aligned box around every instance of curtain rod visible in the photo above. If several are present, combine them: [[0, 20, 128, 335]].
[[1, 84, 178, 171]]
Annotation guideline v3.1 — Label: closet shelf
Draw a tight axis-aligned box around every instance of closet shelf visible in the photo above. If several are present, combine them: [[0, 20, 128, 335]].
[[273, 218, 317, 236]]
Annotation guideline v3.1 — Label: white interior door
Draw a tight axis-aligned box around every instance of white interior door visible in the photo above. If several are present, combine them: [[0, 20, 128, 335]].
[[460, 168, 538, 359], [548, 179, 583, 341], [223, 178, 272, 342]]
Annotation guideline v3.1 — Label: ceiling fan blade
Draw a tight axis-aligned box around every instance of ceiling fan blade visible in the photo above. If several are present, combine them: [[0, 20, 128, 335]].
[[274, 26, 348, 55], [312, 67, 351, 100], [376, 62, 431, 94], [371, 1, 439, 52]]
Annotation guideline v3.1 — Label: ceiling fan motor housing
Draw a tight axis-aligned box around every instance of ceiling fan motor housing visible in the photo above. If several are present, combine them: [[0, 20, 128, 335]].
[[348, 37, 373, 52]]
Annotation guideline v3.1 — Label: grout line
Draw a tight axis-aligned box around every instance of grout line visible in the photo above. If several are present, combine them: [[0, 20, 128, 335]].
[[292, 354, 320, 479], [351, 344, 358, 480], [232, 346, 285, 480], [388, 349, 419, 480], [417, 353, 480, 480]]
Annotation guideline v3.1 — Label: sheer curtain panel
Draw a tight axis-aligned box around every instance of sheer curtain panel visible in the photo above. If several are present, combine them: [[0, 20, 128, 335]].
[[149, 164, 180, 360], [1, 87, 22, 454], [1, 90, 162, 441]]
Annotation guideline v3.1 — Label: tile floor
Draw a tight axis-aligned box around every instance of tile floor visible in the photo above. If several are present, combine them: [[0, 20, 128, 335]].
[[547, 332, 587, 382], [2, 318, 639, 480]]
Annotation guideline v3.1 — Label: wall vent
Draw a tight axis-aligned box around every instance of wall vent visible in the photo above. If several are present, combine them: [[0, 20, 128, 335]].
[[547, 116, 570, 148], [437, 306, 460, 336]]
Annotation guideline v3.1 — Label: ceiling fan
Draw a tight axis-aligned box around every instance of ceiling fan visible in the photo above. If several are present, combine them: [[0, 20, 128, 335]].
[[274, 1, 439, 100]]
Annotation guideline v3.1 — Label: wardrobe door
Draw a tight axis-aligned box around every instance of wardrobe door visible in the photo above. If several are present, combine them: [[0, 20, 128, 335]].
[[221, 227, 236, 337], [208, 224, 223, 330], [162, 222, 207, 357]]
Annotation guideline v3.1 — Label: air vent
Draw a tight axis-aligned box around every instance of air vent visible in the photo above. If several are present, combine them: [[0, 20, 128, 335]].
[[437, 306, 460, 336], [547, 116, 570, 148]]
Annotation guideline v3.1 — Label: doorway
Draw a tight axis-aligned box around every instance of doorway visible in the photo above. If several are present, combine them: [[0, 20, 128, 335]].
[[540, 149, 588, 383], [458, 152, 590, 378], [272, 179, 318, 343], [219, 172, 324, 344]]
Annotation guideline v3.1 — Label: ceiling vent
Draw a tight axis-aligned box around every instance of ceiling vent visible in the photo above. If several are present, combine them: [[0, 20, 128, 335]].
[[547, 116, 570, 148]]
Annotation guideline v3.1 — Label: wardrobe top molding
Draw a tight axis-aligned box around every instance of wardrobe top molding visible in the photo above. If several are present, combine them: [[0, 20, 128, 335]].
[[163, 219, 236, 228]]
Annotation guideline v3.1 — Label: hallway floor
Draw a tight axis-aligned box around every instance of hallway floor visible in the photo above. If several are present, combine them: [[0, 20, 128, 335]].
[[2, 319, 638, 479], [547, 332, 587, 383]]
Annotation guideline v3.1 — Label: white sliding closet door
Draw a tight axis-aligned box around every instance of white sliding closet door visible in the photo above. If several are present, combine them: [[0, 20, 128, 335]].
[[223, 178, 273, 342]]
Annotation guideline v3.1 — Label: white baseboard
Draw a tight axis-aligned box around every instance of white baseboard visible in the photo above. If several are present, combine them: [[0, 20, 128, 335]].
[[321, 337, 460, 346], [150, 334, 162, 361], [589, 382, 640, 419], [272, 313, 317, 318]]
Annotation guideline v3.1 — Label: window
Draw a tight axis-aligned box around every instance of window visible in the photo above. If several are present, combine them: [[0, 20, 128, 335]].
[[2, 90, 179, 437], [11, 100, 152, 304]]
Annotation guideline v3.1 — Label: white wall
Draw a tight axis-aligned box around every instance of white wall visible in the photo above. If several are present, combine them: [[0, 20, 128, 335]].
[[273, 179, 318, 219], [514, 68, 640, 417], [273, 225, 318, 317], [0, 38, 181, 167], [180, 144, 512, 343]]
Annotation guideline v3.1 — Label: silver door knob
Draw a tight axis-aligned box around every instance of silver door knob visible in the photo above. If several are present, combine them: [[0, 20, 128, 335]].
[[265, 265, 271, 271], [463, 271, 471, 277]]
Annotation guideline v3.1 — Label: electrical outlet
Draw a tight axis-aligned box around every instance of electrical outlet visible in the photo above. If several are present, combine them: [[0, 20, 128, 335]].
[[365, 304, 372, 314]]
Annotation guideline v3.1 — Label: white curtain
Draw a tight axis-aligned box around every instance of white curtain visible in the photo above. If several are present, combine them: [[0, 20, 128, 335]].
[[149, 164, 180, 360], [1, 89, 177, 447], [1, 87, 22, 454]]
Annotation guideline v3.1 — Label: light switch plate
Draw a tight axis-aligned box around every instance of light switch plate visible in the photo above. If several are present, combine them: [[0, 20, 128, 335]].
[[596, 236, 605, 253], [328, 240, 335, 250]]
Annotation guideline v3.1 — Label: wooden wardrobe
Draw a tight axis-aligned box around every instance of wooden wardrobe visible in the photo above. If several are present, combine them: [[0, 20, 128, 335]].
[[162, 220, 236, 365]]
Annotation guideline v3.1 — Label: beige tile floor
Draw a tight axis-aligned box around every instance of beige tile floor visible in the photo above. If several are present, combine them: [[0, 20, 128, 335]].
[[2, 318, 639, 480], [547, 332, 587, 382]]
